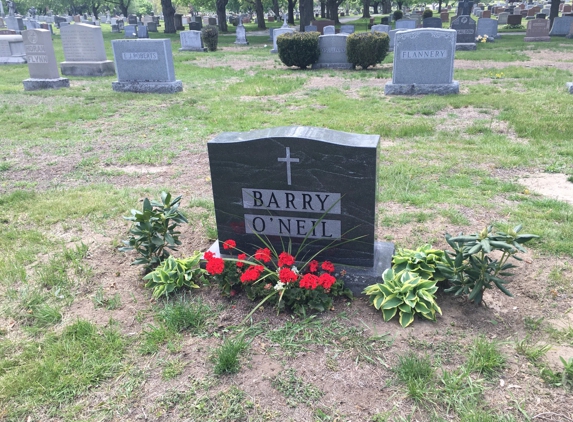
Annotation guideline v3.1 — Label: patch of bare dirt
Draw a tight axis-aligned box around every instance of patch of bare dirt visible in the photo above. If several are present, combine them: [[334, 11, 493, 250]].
[[518, 173, 573, 204], [455, 48, 573, 71]]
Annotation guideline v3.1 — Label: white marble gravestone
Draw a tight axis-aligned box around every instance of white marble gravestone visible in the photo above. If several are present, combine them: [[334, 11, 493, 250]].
[[22, 29, 69, 90], [271, 27, 294, 53], [0, 33, 26, 64], [60, 23, 115, 76], [179, 30, 206, 51]]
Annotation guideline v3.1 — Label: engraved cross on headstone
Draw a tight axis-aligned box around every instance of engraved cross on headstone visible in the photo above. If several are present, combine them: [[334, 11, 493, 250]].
[[277, 147, 299, 185]]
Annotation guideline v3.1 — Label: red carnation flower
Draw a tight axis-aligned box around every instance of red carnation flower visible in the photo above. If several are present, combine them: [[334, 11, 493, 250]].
[[236, 253, 247, 268], [222, 239, 236, 250], [299, 273, 319, 290], [206, 257, 225, 275], [204, 251, 215, 261], [278, 252, 295, 268], [279, 267, 298, 283], [240, 265, 264, 283], [321, 261, 335, 273], [318, 273, 336, 290], [308, 260, 319, 273], [254, 248, 272, 263]]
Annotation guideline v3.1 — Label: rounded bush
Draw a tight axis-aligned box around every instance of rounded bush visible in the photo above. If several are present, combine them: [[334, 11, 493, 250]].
[[346, 32, 390, 70], [201, 25, 219, 51], [393, 10, 403, 21], [277, 32, 320, 69], [422, 9, 433, 18]]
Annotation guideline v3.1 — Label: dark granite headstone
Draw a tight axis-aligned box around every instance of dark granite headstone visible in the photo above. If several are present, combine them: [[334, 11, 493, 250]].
[[118, 19, 124, 30], [207, 126, 393, 295], [189, 21, 201, 31], [507, 14, 522, 25], [174, 14, 184, 30], [311, 19, 335, 35], [381, 17, 389, 24], [128, 15, 138, 24], [423, 17, 443, 28], [451, 15, 476, 43]]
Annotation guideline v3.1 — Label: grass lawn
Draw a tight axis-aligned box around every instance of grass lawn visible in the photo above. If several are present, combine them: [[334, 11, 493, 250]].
[[1, 25, 573, 421]]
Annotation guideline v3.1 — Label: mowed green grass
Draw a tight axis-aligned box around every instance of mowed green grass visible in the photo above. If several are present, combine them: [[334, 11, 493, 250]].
[[1, 25, 573, 421]]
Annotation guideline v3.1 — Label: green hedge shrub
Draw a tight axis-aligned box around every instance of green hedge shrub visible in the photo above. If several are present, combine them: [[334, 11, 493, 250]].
[[393, 10, 403, 21], [277, 31, 321, 69], [346, 32, 390, 70], [201, 25, 219, 51], [422, 9, 433, 18]]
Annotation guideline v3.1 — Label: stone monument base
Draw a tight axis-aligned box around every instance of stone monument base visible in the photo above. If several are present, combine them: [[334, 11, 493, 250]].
[[112, 80, 183, 93], [234, 40, 249, 45], [312, 62, 354, 69], [567, 82, 573, 94], [23, 77, 70, 91], [456, 43, 477, 50], [60, 60, 116, 77], [0, 56, 26, 65], [384, 81, 459, 96], [178, 46, 207, 52], [204, 240, 394, 296], [524, 36, 551, 41]]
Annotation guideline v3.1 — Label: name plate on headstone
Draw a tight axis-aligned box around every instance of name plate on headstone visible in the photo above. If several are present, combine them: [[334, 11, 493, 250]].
[[208, 126, 380, 267]]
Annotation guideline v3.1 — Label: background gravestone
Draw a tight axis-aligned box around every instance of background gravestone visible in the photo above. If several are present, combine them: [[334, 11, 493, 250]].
[[371, 24, 389, 33], [524, 18, 551, 41], [323, 25, 335, 35], [395, 19, 417, 30], [111, 39, 183, 93], [385, 28, 459, 95], [304, 25, 317, 32], [477, 17, 499, 39], [60, 23, 115, 76], [549, 16, 573, 36], [423, 17, 443, 28], [0, 33, 26, 64], [124, 24, 137, 38], [270, 27, 293, 53], [312, 34, 352, 69], [234, 20, 248, 45], [451, 15, 477, 50], [340, 24, 355, 33], [22, 29, 69, 90], [207, 126, 394, 295], [498, 12, 509, 25], [179, 30, 206, 51]]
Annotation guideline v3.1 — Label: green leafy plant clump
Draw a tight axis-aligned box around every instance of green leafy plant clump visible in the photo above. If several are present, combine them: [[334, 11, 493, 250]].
[[119, 192, 188, 273], [202, 25, 219, 51], [393, 10, 404, 20], [364, 269, 442, 327], [437, 225, 539, 305], [277, 31, 321, 69], [422, 9, 433, 18], [392, 244, 446, 281], [143, 252, 207, 298], [346, 32, 390, 70]]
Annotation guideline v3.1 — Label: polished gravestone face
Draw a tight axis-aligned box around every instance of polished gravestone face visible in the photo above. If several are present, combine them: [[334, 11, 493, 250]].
[[476, 17, 498, 38], [112, 39, 176, 82], [207, 126, 380, 267], [23, 29, 59, 79], [60, 23, 107, 62], [312, 34, 352, 69], [451, 15, 476, 43]]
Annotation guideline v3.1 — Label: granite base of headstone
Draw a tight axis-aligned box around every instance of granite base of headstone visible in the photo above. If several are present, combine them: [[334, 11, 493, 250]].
[[22, 29, 69, 90], [111, 39, 182, 93], [0, 34, 27, 64], [385, 28, 459, 96], [60, 23, 115, 76], [312, 34, 352, 69], [207, 126, 394, 295], [179, 30, 207, 51], [566, 82, 573, 94]]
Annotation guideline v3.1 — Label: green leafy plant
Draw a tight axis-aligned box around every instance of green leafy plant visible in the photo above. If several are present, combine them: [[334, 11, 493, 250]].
[[201, 25, 219, 51], [437, 225, 538, 305], [363, 269, 442, 328], [392, 244, 446, 281], [422, 9, 433, 18], [277, 31, 320, 69], [346, 32, 389, 70], [119, 192, 188, 272], [393, 10, 404, 20], [143, 252, 206, 298]]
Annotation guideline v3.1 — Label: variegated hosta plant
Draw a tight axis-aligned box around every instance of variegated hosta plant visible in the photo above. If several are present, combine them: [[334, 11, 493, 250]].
[[364, 269, 442, 328]]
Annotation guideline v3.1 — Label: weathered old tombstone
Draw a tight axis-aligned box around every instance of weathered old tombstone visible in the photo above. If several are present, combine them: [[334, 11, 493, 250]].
[[179, 30, 206, 51], [498, 12, 509, 25], [388, 29, 399, 50], [305, 25, 317, 32], [549, 16, 573, 36], [441, 11, 450, 22], [312, 34, 352, 69], [423, 17, 443, 28], [174, 14, 184, 30], [207, 126, 394, 295], [147, 21, 157, 32], [0, 32, 26, 64], [395, 18, 417, 29], [507, 14, 522, 25], [128, 15, 138, 24], [385, 28, 459, 95], [371, 24, 389, 33], [189, 21, 201, 31], [524, 18, 551, 41], [234, 19, 248, 45], [311, 19, 335, 35], [60, 23, 115, 76], [340, 24, 355, 33], [124, 24, 137, 38], [111, 39, 182, 93], [477, 17, 499, 38], [451, 15, 477, 50], [271, 27, 294, 53], [323, 25, 335, 35], [208, 17, 216, 25], [6, 16, 24, 32], [137, 23, 149, 38], [482, 10, 491, 18], [22, 29, 69, 90]]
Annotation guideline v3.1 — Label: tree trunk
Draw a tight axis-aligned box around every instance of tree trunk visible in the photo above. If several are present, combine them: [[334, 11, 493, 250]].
[[327, 0, 340, 24], [438, 0, 442, 12], [161, 0, 176, 33], [549, 0, 559, 26], [372, 1, 379, 14], [362, 0, 370, 17], [321, 1, 326, 18], [216, 0, 228, 32], [255, 0, 265, 29], [288, 0, 297, 24], [382, 0, 391, 13], [92, 4, 100, 19], [299, 0, 313, 30], [272, 0, 280, 18]]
